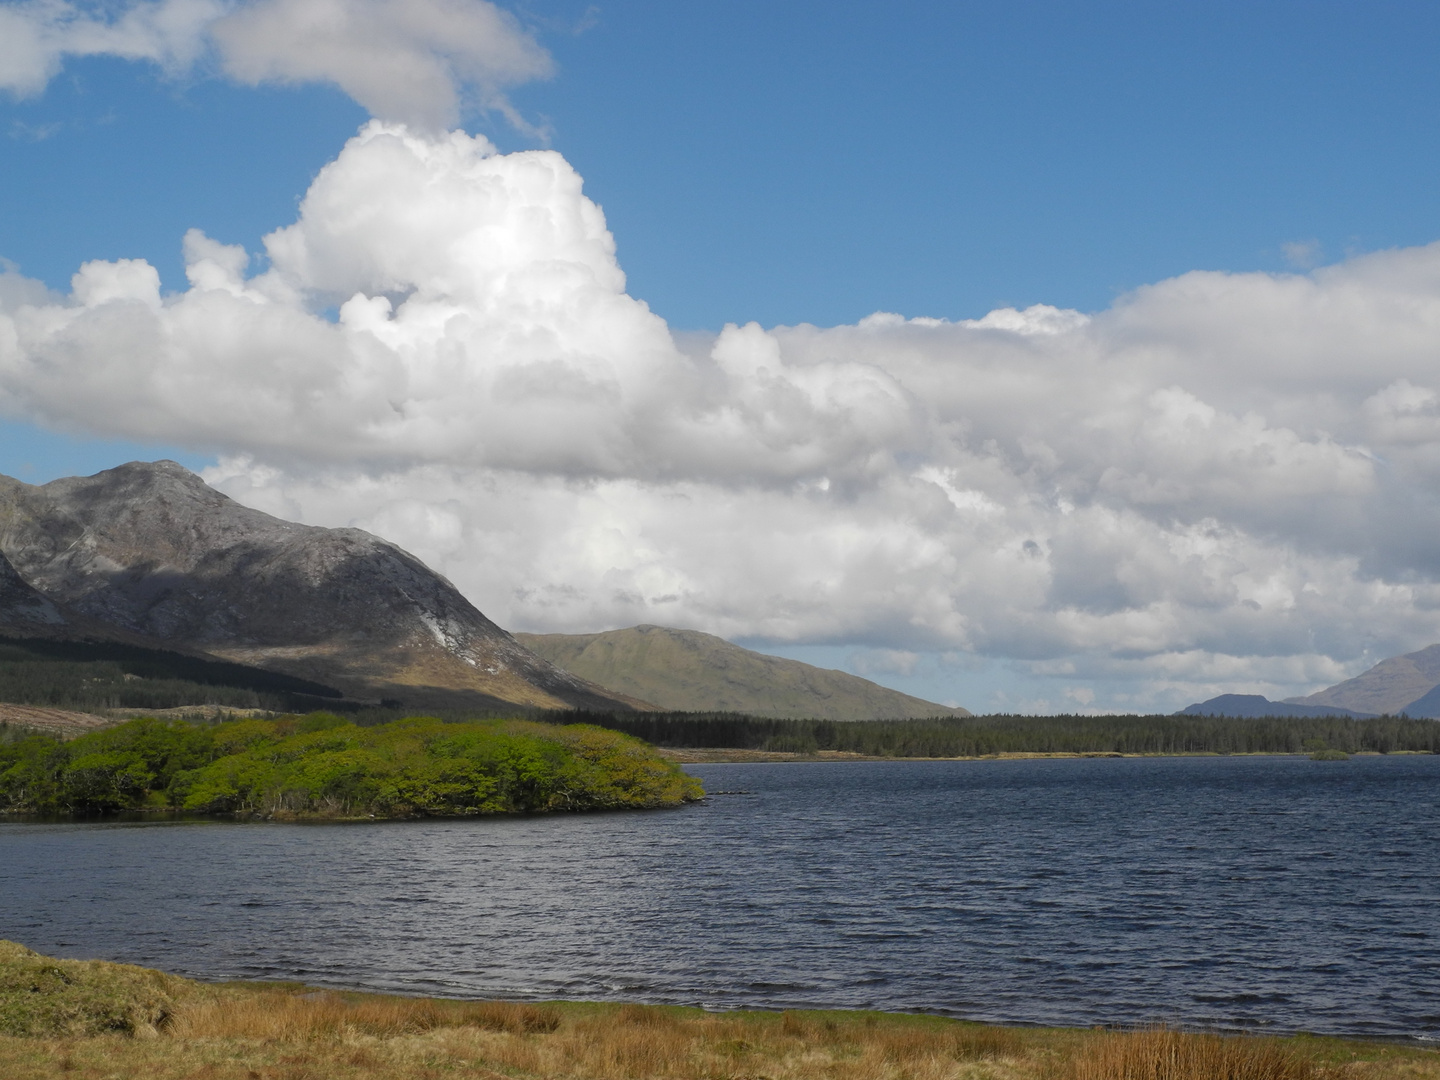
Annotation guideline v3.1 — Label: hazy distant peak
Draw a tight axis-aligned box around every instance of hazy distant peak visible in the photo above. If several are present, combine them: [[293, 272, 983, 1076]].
[[1287, 644, 1440, 716], [1177, 693, 1374, 719]]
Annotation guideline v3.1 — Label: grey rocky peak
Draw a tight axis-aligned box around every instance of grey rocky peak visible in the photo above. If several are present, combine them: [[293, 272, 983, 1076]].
[[0, 461, 639, 712]]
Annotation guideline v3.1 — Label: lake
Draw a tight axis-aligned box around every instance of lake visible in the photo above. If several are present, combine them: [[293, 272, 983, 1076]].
[[1, 755, 1437, 1039]]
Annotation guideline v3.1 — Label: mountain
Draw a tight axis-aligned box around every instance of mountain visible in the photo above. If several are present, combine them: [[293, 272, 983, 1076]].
[[1177, 693, 1375, 719], [0, 461, 641, 713], [1284, 644, 1440, 717], [514, 624, 970, 719], [0, 546, 68, 632], [0, 544, 150, 643], [1393, 683, 1440, 719]]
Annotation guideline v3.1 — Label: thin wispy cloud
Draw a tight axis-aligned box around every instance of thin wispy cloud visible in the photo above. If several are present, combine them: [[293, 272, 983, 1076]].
[[1281, 239, 1323, 270], [0, 0, 226, 94]]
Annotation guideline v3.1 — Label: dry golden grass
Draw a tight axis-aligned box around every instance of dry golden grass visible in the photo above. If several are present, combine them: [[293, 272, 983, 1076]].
[[0, 944, 1436, 1080], [170, 988, 561, 1040], [160, 996, 1043, 1080], [4, 993, 1436, 1080], [1058, 1027, 1315, 1080]]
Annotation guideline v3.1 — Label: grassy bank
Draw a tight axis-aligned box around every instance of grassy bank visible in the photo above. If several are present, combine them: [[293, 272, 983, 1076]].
[[0, 942, 1434, 1080], [0, 713, 702, 817]]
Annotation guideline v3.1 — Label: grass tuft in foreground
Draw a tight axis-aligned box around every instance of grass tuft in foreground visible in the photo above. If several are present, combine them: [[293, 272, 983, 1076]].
[[0, 943, 1435, 1080], [0, 941, 189, 1038]]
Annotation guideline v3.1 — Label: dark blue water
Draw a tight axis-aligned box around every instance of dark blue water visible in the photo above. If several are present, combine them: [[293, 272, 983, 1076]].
[[1, 756, 1438, 1039]]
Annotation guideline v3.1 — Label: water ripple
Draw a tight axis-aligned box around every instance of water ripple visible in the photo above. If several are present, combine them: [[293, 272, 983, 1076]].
[[1, 755, 1437, 1038]]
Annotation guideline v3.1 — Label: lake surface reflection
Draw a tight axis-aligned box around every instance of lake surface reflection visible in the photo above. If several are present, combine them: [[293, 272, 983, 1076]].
[[2, 755, 1438, 1039]]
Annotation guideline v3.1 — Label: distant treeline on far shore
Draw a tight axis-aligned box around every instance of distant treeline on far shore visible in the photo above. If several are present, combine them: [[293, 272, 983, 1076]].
[[7, 702, 1437, 760], [543, 711, 1440, 757]]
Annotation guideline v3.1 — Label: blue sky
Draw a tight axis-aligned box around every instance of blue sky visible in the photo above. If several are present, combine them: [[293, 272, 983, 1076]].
[[3, 0, 1440, 712], [7, 1, 1440, 331]]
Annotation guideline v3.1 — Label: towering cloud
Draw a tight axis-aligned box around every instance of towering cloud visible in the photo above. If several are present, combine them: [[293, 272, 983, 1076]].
[[2, 117, 1440, 710]]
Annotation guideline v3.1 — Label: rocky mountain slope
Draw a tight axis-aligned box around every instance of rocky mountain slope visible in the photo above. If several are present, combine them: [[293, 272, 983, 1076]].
[[1285, 644, 1440, 717], [515, 624, 969, 720], [0, 461, 640, 713], [0, 547, 71, 634]]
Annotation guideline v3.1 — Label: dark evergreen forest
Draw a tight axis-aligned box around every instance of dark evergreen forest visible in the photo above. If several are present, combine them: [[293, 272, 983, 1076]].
[[549, 710, 1440, 756], [0, 638, 344, 713]]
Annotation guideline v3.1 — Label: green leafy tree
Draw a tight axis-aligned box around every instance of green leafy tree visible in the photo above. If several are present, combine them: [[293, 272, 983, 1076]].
[[1, 713, 702, 818]]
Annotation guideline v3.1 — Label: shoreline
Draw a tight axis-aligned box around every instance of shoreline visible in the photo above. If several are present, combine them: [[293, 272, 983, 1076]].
[[1, 942, 1436, 1079], [660, 747, 1436, 763]]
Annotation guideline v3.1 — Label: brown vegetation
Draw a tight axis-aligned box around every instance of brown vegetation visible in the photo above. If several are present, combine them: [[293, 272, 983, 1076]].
[[1060, 1027, 1316, 1080], [168, 989, 562, 1041], [0, 943, 1435, 1080], [0, 704, 112, 740]]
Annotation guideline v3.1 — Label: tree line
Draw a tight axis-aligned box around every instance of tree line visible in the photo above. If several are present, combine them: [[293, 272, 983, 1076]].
[[0, 638, 346, 713], [546, 710, 1440, 756]]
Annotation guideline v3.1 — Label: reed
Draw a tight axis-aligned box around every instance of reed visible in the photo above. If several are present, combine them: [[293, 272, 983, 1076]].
[[2, 945, 1436, 1080], [168, 989, 561, 1039], [1060, 1027, 1314, 1080]]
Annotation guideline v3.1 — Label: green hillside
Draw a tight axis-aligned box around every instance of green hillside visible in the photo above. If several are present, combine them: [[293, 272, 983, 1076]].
[[515, 625, 968, 720]]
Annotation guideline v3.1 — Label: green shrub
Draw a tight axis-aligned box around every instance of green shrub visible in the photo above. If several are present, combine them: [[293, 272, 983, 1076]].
[[0, 714, 703, 818]]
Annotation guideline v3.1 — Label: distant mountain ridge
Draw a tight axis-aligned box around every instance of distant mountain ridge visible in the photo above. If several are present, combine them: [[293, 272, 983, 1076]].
[[1177, 694, 1376, 719], [1182, 643, 1440, 719], [515, 624, 969, 720], [1393, 682, 1440, 719], [0, 461, 640, 713], [1282, 645, 1440, 717]]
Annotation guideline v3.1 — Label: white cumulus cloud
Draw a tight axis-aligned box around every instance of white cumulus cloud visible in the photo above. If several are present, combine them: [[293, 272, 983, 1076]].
[[0, 0, 550, 128], [0, 0, 223, 95], [211, 0, 552, 130], [5, 121, 1440, 710]]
